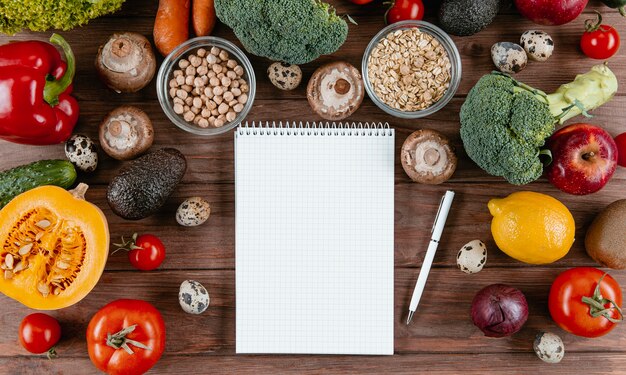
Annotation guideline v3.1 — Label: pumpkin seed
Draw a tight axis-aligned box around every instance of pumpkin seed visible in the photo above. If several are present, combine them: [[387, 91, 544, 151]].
[[4, 270, 13, 279], [37, 282, 49, 296], [56, 261, 69, 270], [36, 220, 51, 229], [5, 254, 14, 269], [13, 261, 25, 273], [35, 232, 44, 241], [19, 243, 33, 255]]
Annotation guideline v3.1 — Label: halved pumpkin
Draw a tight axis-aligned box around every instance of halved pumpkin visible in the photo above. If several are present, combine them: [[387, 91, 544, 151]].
[[0, 184, 108, 310]]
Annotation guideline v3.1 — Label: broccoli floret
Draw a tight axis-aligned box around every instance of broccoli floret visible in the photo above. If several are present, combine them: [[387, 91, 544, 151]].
[[460, 65, 618, 185], [0, 0, 125, 35], [215, 0, 348, 64]]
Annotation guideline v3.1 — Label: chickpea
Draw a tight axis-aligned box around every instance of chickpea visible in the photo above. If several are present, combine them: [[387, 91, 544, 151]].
[[215, 118, 225, 127], [193, 97, 203, 109], [173, 103, 184, 114], [185, 75, 194, 86], [238, 93, 248, 104], [221, 77, 231, 87], [218, 103, 229, 114], [181, 84, 193, 92], [206, 54, 217, 65], [223, 91, 234, 102], [198, 118, 209, 128], [213, 95, 223, 105], [197, 65, 208, 76], [173, 69, 183, 77], [191, 106, 200, 115], [190, 55, 202, 67], [231, 87, 242, 96], [219, 50, 229, 60], [233, 103, 244, 113], [185, 65, 196, 76], [234, 65, 244, 77], [210, 77, 220, 87], [176, 75, 185, 86], [184, 97, 193, 106], [227, 59, 238, 69], [204, 87, 214, 97], [169, 88, 177, 98], [176, 89, 188, 100], [193, 77, 205, 87], [169, 78, 178, 88], [210, 46, 220, 56], [201, 108, 211, 118], [212, 64, 222, 74], [226, 71, 237, 80], [228, 99, 238, 107], [211, 109, 219, 116], [226, 111, 237, 122], [173, 97, 184, 105], [183, 111, 195, 122], [197, 48, 207, 57], [213, 86, 224, 96], [178, 59, 190, 69]]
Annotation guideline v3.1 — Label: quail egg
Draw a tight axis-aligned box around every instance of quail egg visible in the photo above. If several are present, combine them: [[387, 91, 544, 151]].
[[491, 42, 528, 74], [179, 280, 210, 314], [534, 332, 565, 364], [456, 239, 487, 274], [268, 62, 302, 91], [520, 30, 554, 62], [176, 197, 211, 227], [65, 134, 98, 173]]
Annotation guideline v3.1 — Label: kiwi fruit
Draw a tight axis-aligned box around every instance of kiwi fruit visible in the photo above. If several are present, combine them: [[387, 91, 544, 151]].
[[585, 199, 626, 269]]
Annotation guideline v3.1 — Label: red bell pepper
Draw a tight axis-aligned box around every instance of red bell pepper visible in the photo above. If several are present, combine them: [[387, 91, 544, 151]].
[[0, 34, 79, 145]]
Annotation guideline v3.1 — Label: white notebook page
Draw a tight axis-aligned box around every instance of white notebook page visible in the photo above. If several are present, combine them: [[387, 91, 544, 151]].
[[235, 122, 395, 355]]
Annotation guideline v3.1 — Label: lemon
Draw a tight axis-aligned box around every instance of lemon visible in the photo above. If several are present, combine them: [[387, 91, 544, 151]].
[[488, 191, 575, 265]]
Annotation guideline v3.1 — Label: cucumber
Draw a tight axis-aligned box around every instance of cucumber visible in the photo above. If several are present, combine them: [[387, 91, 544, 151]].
[[0, 160, 77, 208]]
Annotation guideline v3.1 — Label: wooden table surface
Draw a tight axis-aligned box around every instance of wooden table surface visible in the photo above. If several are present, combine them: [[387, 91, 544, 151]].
[[1, 1, 626, 374]]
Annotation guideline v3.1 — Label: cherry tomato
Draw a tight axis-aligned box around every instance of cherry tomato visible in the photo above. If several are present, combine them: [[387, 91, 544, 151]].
[[19, 313, 61, 357], [581, 12, 620, 59], [87, 299, 165, 375], [347, 0, 375, 4], [386, 0, 425, 24], [615, 132, 626, 167], [113, 233, 165, 271], [549, 267, 623, 338]]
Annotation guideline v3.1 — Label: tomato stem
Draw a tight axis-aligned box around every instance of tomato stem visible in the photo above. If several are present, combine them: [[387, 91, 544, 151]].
[[111, 233, 143, 254], [106, 324, 152, 355], [581, 273, 624, 324], [584, 11, 605, 33], [46, 346, 58, 360]]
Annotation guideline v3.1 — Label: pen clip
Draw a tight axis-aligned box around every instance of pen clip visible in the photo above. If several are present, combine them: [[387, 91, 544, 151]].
[[431, 194, 446, 234]]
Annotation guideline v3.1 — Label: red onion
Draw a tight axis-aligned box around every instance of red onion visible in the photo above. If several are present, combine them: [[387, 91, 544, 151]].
[[471, 284, 529, 338]]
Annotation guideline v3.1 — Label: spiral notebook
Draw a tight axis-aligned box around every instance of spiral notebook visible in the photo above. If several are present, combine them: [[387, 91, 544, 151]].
[[235, 121, 395, 355]]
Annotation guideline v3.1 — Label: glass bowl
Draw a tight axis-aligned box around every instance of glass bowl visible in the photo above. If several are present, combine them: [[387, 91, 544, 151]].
[[361, 20, 461, 119], [156, 36, 256, 136]]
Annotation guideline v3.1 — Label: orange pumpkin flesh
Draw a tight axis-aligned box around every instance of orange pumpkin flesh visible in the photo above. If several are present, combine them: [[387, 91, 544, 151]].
[[0, 184, 109, 310]]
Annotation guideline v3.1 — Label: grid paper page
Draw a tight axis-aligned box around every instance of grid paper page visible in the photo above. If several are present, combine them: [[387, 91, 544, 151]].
[[235, 122, 395, 355]]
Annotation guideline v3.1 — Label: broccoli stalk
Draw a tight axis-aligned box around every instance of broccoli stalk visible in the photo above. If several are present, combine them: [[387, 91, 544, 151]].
[[460, 64, 617, 185]]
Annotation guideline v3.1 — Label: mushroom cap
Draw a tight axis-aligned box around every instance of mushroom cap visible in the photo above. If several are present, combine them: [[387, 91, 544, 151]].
[[95, 32, 156, 93], [401, 129, 457, 184], [307, 61, 364, 121], [99, 106, 154, 161]]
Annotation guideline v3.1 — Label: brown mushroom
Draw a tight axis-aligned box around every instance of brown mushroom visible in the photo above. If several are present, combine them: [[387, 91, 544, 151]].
[[306, 61, 364, 121], [401, 129, 457, 184], [99, 106, 154, 161], [95, 32, 156, 93]]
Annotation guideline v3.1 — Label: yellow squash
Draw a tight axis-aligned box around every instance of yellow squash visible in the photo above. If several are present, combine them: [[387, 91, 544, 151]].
[[0, 184, 109, 310], [488, 191, 575, 265]]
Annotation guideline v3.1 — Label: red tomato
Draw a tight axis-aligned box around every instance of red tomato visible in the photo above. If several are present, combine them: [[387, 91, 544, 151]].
[[581, 13, 620, 59], [87, 299, 166, 375], [615, 132, 626, 167], [114, 233, 166, 271], [19, 313, 61, 356], [347, 0, 375, 4], [386, 0, 425, 24], [549, 267, 623, 338]]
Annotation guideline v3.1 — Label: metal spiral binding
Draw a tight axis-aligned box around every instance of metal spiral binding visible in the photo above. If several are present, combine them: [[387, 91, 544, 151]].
[[237, 121, 392, 136]]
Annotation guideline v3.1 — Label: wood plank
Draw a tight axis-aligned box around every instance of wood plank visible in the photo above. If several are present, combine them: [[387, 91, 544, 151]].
[[2, 352, 625, 375], [0, 269, 625, 358], [1, 96, 625, 186], [0, 181, 611, 272]]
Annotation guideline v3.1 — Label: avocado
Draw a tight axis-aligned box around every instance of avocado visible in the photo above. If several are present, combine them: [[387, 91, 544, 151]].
[[107, 148, 187, 220], [439, 0, 499, 36], [585, 199, 626, 269]]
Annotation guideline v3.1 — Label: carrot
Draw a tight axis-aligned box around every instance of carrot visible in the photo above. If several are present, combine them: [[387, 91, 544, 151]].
[[192, 0, 216, 36], [153, 0, 190, 57]]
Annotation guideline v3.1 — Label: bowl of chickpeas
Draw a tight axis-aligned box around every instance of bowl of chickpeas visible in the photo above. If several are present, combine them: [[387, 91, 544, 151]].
[[156, 36, 256, 136]]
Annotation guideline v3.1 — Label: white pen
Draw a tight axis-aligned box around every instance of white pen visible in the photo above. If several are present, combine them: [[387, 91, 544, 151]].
[[406, 190, 455, 325]]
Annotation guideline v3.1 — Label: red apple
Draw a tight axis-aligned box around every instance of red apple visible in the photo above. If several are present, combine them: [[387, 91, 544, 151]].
[[546, 123, 618, 195], [514, 0, 588, 26], [616, 132, 626, 167]]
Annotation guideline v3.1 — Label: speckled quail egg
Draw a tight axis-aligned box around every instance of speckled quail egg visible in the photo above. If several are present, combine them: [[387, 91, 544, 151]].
[[176, 197, 211, 227], [491, 42, 528, 74], [520, 30, 554, 62], [179, 280, 210, 314], [456, 240, 487, 274], [268, 62, 302, 91], [534, 332, 565, 364], [64, 134, 98, 173]]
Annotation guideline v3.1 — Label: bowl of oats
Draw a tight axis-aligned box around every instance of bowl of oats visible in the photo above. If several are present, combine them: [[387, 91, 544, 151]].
[[362, 20, 461, 119]]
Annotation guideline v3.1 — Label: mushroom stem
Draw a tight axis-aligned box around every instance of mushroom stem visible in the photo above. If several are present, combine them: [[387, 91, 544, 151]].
[[108, 120, 131, 138], [111, 37, 133, 59], [334, 78, 351, 95], [423, 148, 441, 166]]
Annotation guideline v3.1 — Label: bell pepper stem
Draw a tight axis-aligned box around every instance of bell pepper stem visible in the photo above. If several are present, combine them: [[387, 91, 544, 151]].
[[43, 34, 75, 106]]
